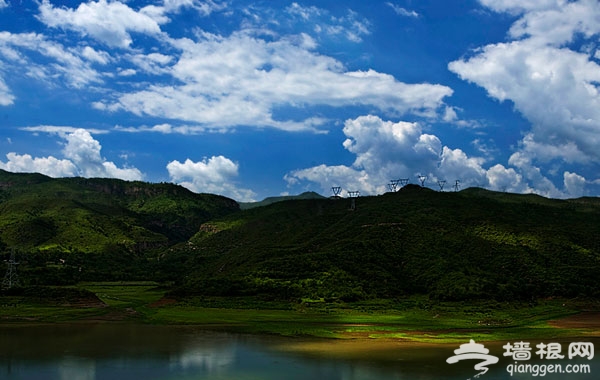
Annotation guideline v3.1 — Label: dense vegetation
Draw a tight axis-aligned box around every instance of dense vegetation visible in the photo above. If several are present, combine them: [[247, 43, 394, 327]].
[[239, 191, 325, 209], [1, 170, 599, 305], [0, 169, 238, 284], [173, 185, 600, 302]]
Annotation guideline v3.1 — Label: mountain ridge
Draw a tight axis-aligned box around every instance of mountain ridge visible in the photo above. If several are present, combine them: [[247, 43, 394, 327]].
[[1, 170, 598, 302]]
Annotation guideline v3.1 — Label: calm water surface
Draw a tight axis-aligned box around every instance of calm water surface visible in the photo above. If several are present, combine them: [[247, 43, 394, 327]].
[[0, 324, 597, 379]]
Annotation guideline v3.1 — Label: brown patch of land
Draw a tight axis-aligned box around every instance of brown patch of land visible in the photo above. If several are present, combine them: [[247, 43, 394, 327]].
[[548, 312, 600, 331], [148, 298, 177, 308]]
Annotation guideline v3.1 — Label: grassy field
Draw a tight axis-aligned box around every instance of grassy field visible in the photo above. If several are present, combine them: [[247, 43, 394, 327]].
[[2, 282, 598, 343]]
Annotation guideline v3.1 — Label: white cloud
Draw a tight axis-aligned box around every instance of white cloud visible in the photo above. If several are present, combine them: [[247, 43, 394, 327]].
[[450, 1, 600, 169], [507, 151, 563, 198], [486, 164, 530, 193], [285, 164, 375, 196], [478, 0, 564, 14], [0, 32, 104, 88], [286, 2, 323, 20], [0, 129, 143, 181], [0, 0, 8, 10], [285, 114, 586, 198], [285, 3, 371, 42], [438, 147, 487, 187], [117, 68, 137, 77], [507, 0, 600, 46], [114, 123, 210, 135], [563, 171, 586, 197], [21, 125, 109, 135], [101, 31, 451, 131], [0, 153, 78, 177], [126, 52, 173, 75], [386, 3, 419, 18], [81, 46, 111, 65], [447, 0, 600, 197], [141, 0, 227, 24], [0, 76, 14, 106], [286, 115, 492, 195], [167, 156, 256, 201], [37, 0, 162, 48]]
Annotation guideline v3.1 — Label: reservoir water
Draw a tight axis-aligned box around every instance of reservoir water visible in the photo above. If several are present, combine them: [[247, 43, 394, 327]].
[[0, 323, 597, 379]]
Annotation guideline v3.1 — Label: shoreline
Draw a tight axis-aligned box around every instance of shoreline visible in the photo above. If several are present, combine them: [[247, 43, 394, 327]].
[[2, 282, 599, 344]]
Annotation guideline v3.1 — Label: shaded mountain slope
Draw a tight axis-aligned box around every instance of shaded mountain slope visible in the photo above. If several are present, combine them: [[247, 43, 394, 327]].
[[239, 191, 325, 209], [175, 185, 600, 302]]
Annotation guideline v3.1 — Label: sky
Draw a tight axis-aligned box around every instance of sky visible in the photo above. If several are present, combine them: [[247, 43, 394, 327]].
[[0, 0, 599, 202]]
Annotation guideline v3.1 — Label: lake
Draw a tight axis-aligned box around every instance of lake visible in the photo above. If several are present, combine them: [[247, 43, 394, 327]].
[[0, 323, 597, 379]]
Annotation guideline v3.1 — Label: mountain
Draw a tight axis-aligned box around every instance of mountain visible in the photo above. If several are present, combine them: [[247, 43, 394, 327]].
[[0, 170, 239, 253], [239, 191, 325, 209], [173, 184, 600, 302], [2, 170, 599, 303]]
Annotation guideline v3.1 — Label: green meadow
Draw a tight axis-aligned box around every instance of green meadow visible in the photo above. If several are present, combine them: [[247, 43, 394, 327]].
[[2, 282, 598, 343]]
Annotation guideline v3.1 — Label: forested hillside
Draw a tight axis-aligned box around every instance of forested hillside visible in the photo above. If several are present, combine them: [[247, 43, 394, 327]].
[[172, 185, 600, 302], [2, 170, 599, 303]]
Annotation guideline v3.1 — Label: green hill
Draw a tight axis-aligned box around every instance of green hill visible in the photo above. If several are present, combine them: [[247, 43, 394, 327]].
[[173, 184, 600, 302], [2, 170, 599, 304], [0, 170, 239, 282], [239, 191, 325, 209]]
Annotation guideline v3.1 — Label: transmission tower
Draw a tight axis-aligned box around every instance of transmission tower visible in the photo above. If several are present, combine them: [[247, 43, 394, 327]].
[[454, 180, 461, 192], [399, 178, 409, 187], [331, 186, 342, 197], [348, 191, 360, 210], [2, 249, 19, 290], [437, 180, 446, 191], [388, 179, 400, 192], [417, 175, 427, 187]]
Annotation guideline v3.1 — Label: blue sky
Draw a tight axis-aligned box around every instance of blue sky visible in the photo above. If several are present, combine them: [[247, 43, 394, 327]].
[[1, 0, 599, 201]]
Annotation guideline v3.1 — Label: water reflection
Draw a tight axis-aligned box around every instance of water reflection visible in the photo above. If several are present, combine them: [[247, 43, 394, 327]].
[[58, 357, 95, 380], [0, 324, 597, 380]]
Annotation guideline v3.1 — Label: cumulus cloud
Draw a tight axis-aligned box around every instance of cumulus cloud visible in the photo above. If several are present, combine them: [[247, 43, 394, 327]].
[[563, 171, 586, 197], [450, 41, 600, 164], [37, 0, 162, 48], [167, 156, 256, 201], [286, 115, 590, 198], [101, 31, 452, 131], [507, 0, 600, 46], [0, 129, 143, 181], [0, 0, 8, 10], [0, 153, 78, 177], [485, 164, 530, 193], [286, 115, 491, 195], [447, 0, 600, 197]]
